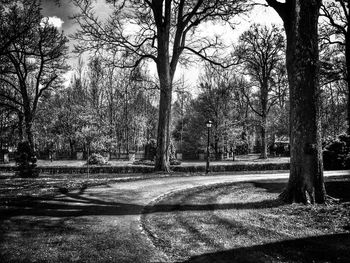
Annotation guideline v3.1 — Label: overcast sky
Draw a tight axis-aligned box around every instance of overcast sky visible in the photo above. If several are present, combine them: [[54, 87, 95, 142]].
[[40, 0, 283, 90]]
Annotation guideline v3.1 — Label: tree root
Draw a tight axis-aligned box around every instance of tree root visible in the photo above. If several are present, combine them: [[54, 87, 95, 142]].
[[325, 195, 340, 205], [326, 195, 340, 202], [279, 188, 328, 205], [279, 189, 341, 206]]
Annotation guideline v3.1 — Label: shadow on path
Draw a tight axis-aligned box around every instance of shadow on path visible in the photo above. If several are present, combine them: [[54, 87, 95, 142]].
[[0, 184, 283, 219], [1, 180, 349, 219]]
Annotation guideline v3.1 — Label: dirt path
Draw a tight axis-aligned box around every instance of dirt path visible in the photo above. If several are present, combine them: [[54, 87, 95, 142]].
[[1, 171, 349, 262]]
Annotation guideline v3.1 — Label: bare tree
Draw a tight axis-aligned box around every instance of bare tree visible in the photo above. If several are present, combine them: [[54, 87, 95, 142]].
[[266, 0, 326, 204], [320, 0, 349, 134], [321, 80, 347, 138], [0, 1, 41, 56], [197, 65, 237, 159], [235, 23, 285, 158], [87, 57, 105, 112], [72, 0, 250, 171], [0, 1, 68, 152]]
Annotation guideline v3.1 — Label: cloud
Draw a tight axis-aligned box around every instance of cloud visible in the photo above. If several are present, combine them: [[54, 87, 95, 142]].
[[42, 16, 64, 28]]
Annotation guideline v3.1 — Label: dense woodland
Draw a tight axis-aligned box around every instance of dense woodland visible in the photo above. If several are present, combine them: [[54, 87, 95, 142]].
[[0, 1, 349, 202]]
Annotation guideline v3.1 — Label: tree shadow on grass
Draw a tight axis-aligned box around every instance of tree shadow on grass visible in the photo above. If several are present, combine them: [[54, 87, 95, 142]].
[[0, 185, 283, 219], [1, 178, 349, 220], [0, 213, 90, 248], [182, 233, 350, 263], [0, 216, 85, 237]]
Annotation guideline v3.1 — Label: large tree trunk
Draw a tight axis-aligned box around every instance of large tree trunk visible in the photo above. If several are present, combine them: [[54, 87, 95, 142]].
[[21, 84, 35, 154], [283, 0, 326, 204], [345, 30, 350, 134], [268, 0, 326, 204], [154, 5, 174, 172], [155, 67, 173, 172], [24, 112, 35, 154]]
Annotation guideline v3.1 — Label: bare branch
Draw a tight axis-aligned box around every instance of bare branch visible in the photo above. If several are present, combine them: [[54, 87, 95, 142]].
[[183, 46, 238, 68]]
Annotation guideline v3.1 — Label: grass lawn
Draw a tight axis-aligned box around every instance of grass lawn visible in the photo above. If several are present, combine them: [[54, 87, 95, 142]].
[[142, 178, 350, 262]]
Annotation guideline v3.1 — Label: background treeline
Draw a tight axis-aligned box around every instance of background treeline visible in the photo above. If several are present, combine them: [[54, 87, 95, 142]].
[[2, 55, 159, 159], [0, 1, 348, 166]]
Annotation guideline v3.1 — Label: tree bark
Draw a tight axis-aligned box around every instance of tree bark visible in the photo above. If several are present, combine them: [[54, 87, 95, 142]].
[[154, 1, 174, 172], [155, 73, 172, 172], [268, 0, 326, 204], [18, 112, 24, 141], [345, 30, 350, 134], [261, 80, 268, 159], [24, 112, 34, 153], [155, 30, 173, 171], [69, 138, 76, 159], [260, 117, 268, 159]]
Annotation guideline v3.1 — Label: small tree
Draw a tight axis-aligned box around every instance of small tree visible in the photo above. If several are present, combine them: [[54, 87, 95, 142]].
[[235, 24, 286, 158], [173, 67, 249, 159], [0, 1, 68, 156], [196, 67, 237, 159], [320, 0, 349, 134]]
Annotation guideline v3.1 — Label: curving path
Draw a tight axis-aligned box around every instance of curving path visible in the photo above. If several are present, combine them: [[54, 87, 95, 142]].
[[63, 170, 348, 262], [78, 171, 293, 262], [1, 170, 349, 262]]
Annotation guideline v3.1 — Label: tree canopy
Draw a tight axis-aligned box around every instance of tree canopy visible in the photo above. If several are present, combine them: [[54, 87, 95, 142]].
[[72, 0, 251, 171], [0, 0, 68, 151]]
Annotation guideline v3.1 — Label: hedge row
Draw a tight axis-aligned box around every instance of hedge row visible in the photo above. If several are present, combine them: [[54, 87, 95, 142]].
[[172, 163, 290, 173], [0, 162, 289, 174]]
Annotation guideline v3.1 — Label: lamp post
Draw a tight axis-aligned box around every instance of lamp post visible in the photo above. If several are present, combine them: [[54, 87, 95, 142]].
[[206, 120, 212, 174]]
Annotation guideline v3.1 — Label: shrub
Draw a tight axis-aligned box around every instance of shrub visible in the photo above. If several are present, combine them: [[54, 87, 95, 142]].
[[133, 158, 182, 166], [86, 153, 109, 165], [323, 134, 350, 170]]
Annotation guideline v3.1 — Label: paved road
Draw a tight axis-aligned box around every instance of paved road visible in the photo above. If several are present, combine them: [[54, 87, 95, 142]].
[[66, 170, 350, 262], [2, 170, 349, 262]]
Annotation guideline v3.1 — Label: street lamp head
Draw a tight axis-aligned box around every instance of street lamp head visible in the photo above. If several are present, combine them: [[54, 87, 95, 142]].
[[206, 120, 213, 128]]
